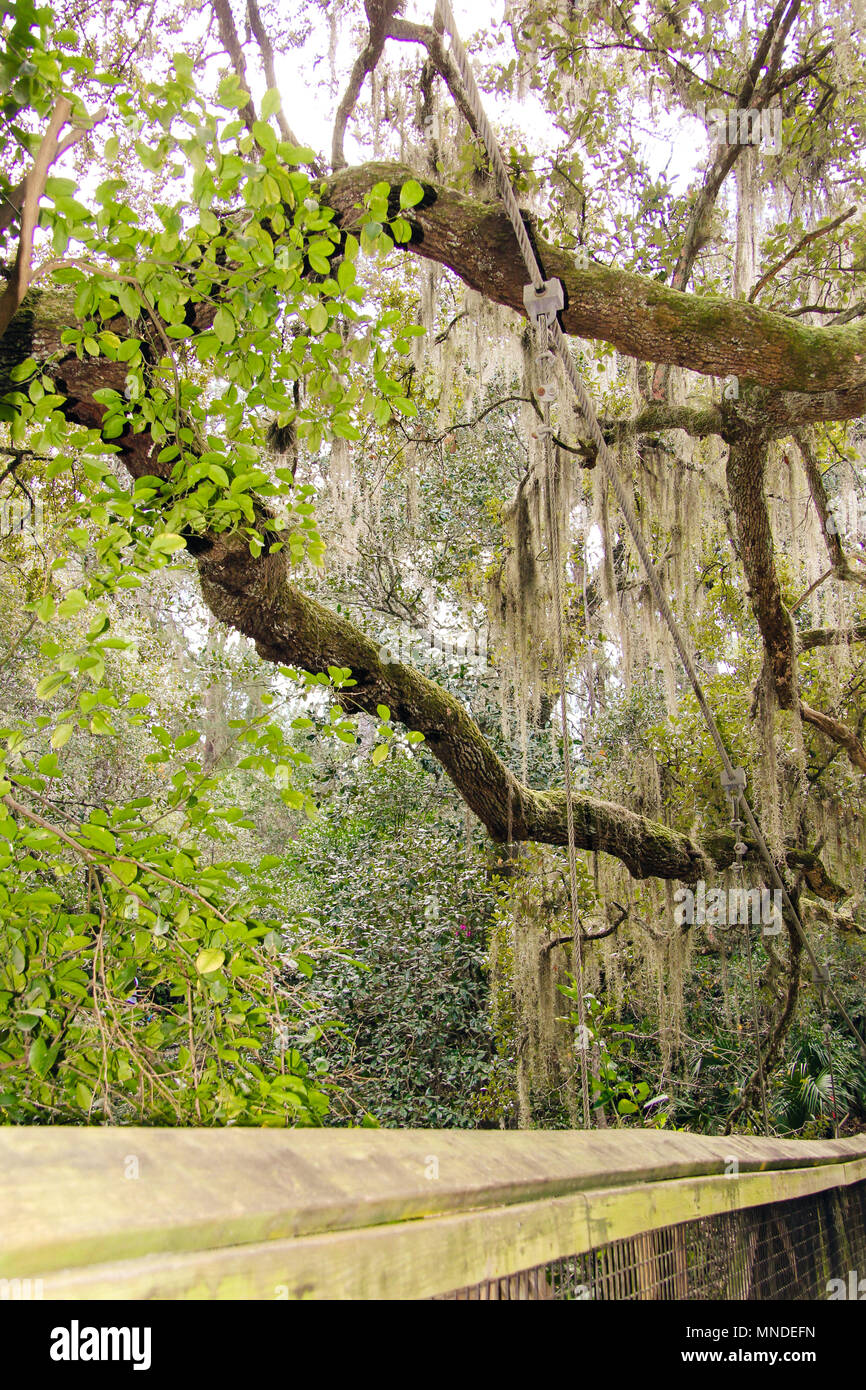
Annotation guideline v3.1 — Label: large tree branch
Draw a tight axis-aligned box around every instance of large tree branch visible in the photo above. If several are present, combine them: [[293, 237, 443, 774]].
[[799, 623, 866, 649], [6, 154, 866, 415], [799, 703, 866, 774], [651, 0, 799, 397], [752, 381, 866, 429], [194, 525, 713, 878], [385, 17, 482, 144], [324, 161, 866, 397], [1, 286, 849, 891], [0, 105, 106, 239]]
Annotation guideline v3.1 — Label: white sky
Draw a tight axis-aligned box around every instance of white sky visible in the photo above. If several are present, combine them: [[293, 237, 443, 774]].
[[272, 0, 706, 192]]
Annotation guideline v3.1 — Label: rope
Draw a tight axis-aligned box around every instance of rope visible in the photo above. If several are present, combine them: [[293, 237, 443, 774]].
[[431, 0, 866, 1065], [432, 1, 591, 1123], [744, 923, 770, 1133], [818, 978, 840, 1139], [537, 314, 592, 1128], [729, 785, 770, 1134], [743, 924, 771, 1134], [432, 1, 543, 293]]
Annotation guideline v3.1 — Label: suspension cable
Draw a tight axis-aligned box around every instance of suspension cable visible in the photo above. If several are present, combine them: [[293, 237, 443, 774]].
[[537, 311, 592, 1127], [431, 0, 866, 1063]]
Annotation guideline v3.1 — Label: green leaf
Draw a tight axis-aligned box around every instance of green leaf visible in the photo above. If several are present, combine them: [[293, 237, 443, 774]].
[[57, 589, 86, 618], [331, 418, 360, 441], [252, 120, 277, 152], [109, 860, 137, 885], [151, 533, 187, 555], [213, 307, 236, 344], [44, 176, 78, 199], [399, 179, 425, 208], [376, 704, 391, 721], [282, 145, 316, 166], [196, 948, 226, 975], [28, 1036, 50, 1078], [81, 823, 116, 853], [261, 88, 282, 119], [308, 304, 328, 334], [371, 743, 389, 765], [35, 673, 68, 699], [10, 357, 37, 383]]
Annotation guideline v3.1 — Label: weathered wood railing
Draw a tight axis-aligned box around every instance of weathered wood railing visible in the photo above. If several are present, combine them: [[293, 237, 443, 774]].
[[1, 1130, 865, 1299]]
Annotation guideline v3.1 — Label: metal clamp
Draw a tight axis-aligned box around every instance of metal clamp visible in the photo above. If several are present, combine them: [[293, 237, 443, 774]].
[[523, 277, 564, 324], [721, 766, 747, 796]]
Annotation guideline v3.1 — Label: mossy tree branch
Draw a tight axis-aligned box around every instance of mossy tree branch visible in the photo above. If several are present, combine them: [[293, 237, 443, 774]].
[[325, 161, 866, 401], [0, 275, 855, 890]]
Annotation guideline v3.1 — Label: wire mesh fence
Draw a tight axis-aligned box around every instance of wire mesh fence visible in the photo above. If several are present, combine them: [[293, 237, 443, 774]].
[[435, 1178, 866, 1300]]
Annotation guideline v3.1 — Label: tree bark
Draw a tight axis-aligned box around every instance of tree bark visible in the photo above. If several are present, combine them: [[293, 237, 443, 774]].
[[326, 161, 866, 398], [726, 434, 798, 707]]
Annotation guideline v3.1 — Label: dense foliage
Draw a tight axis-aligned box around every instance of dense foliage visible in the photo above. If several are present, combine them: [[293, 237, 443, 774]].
[[0, 0, 864, 1136]]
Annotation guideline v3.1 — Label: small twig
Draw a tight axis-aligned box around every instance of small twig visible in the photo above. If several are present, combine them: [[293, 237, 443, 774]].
[[790, 566, 835, 612], [748, 207, 856, 303]]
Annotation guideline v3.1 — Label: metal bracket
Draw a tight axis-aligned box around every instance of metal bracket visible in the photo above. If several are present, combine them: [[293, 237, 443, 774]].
[[523, 277, 564, 323], [721, 766, 747, 796]]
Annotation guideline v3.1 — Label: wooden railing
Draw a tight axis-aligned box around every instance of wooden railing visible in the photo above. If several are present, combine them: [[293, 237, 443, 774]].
[[1, 1129, 865, 1299]]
